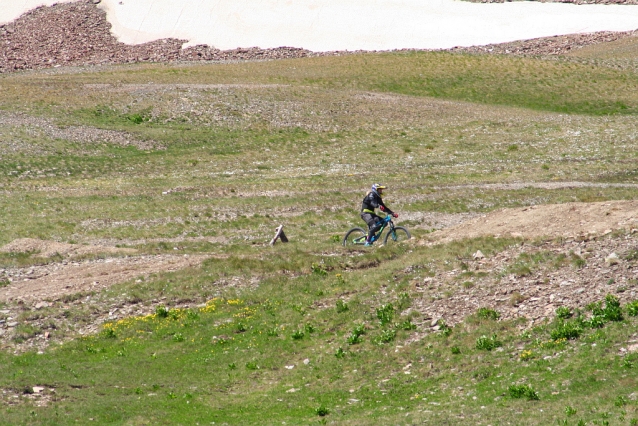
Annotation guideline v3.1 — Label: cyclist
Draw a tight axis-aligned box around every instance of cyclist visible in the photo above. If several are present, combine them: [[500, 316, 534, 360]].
[[360, 183, 398, 246]]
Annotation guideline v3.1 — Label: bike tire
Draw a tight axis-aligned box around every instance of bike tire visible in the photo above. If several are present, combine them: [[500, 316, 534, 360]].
[[343, 227, 367, 247], [383, 226, 411, 244]]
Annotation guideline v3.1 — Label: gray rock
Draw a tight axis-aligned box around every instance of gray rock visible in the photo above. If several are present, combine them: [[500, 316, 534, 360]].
[[605, 253, 620, 266], [473, 250, 485, 260]]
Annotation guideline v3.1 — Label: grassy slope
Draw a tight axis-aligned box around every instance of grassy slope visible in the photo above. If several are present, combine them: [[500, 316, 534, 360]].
[[0, 49, 637, 424]]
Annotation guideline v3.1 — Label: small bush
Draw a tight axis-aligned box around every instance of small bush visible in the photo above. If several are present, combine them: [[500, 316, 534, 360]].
[[585, 315, 606, 329], [476, 334, 502, 351], [102, 327, 117, 339], [376, 304, 395, 326], [398, 292, 411, 310], [347, 323, 366, 345], [555, 306, 573, 319], [336, 300, 349, 313], [399, 320, 417, 331], [451, 346, 461, 354], [155, 305, 169, 318], [571, 255, 586, 269], [615, 396, 628, 407], [315, 405, 330, 417], [376, 329, 396, 344], [477, 307, 500, 321], [550, 320, 582, 340], [627, 300, 638, 317], [439, 320, 452, 337], [508, 384, 539, 401], [352, 323, 366, 337], [347, 333, 362, 345], [565, 406, 577, 416], [602, 294, 623, 322], [291, 330, 305, 340], [335, 347, 346, 358], [311, 263, 328, 276]]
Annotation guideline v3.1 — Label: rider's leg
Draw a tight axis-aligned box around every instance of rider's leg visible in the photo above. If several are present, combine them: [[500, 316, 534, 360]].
[[368, 220, 382, 240], [366, 216, 383, 243], [360, 213, 379, 244]]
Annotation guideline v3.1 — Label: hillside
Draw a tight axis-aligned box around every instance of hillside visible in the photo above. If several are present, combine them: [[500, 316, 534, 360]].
[[0, 3, 638, 424]]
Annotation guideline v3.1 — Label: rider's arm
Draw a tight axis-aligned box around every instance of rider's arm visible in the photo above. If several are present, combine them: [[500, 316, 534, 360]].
[[378, 197, 398, 218]]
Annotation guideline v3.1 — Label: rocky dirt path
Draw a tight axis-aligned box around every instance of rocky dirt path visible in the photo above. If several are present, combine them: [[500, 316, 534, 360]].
[[0, 253, 206, 303], [429, 199, 638, 242]]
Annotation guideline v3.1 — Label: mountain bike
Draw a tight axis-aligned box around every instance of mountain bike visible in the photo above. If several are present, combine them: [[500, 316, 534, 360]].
[[342, 214, 411, 247]]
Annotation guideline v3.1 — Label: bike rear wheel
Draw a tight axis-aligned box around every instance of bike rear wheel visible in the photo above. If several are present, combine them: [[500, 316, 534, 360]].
[[384, 226, 411, 244], [343, 227, 367, 246]]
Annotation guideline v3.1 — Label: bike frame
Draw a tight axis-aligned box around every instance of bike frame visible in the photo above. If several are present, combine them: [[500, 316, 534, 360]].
[[352, 214, 394, 244]]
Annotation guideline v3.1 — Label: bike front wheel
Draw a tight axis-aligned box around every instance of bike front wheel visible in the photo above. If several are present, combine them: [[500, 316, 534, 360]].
[[384, 226, 411, 244], [343, 227, 367, 247]]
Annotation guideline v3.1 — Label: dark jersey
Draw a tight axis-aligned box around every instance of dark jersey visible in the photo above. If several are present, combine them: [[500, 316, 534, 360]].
[[361, 191, 393, 215]]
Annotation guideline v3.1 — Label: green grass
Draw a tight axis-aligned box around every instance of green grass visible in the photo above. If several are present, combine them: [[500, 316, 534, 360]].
[[0, 49, 638, 424], [4, 256, 638, 424]]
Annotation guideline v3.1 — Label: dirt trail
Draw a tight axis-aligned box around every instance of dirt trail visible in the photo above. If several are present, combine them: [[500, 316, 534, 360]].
[[0, 239, 208, 302], [428, 200, 638, 243]]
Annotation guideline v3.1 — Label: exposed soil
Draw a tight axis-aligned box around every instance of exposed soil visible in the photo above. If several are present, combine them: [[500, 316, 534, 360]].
[[401, 200, 638, 340], [0, 237, 136, 258], [430, 199, 638, 242], [0, 238, 210, 304]]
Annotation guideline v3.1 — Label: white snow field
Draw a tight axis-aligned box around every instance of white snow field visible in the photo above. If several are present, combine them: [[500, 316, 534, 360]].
[[2, 0, 638, 51]]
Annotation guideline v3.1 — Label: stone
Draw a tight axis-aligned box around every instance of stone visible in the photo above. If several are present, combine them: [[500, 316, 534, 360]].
[[605, 253, 620, 266], [430, 318, 440, 327], [473, 250, 485, 260]]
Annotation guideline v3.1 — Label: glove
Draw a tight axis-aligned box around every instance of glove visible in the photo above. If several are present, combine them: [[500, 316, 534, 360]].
[[392, 213, 399, 218], [379, 206, 386, 212]]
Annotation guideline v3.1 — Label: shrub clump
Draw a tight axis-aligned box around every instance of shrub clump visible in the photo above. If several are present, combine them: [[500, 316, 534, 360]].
[[555, 306, 573, 320], [508, 384, 539, 401], [476, 334, 502, 351], [376, 304, 394, 326], [477, 307, 500, 321], [627, 300, 638, 317], [550, 320, 583, 341]]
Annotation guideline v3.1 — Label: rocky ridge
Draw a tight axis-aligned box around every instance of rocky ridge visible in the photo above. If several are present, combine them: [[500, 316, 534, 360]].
[[0, 0, 322, 73], [449, 30, 638, 56], [1, 0, 638, 74]]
